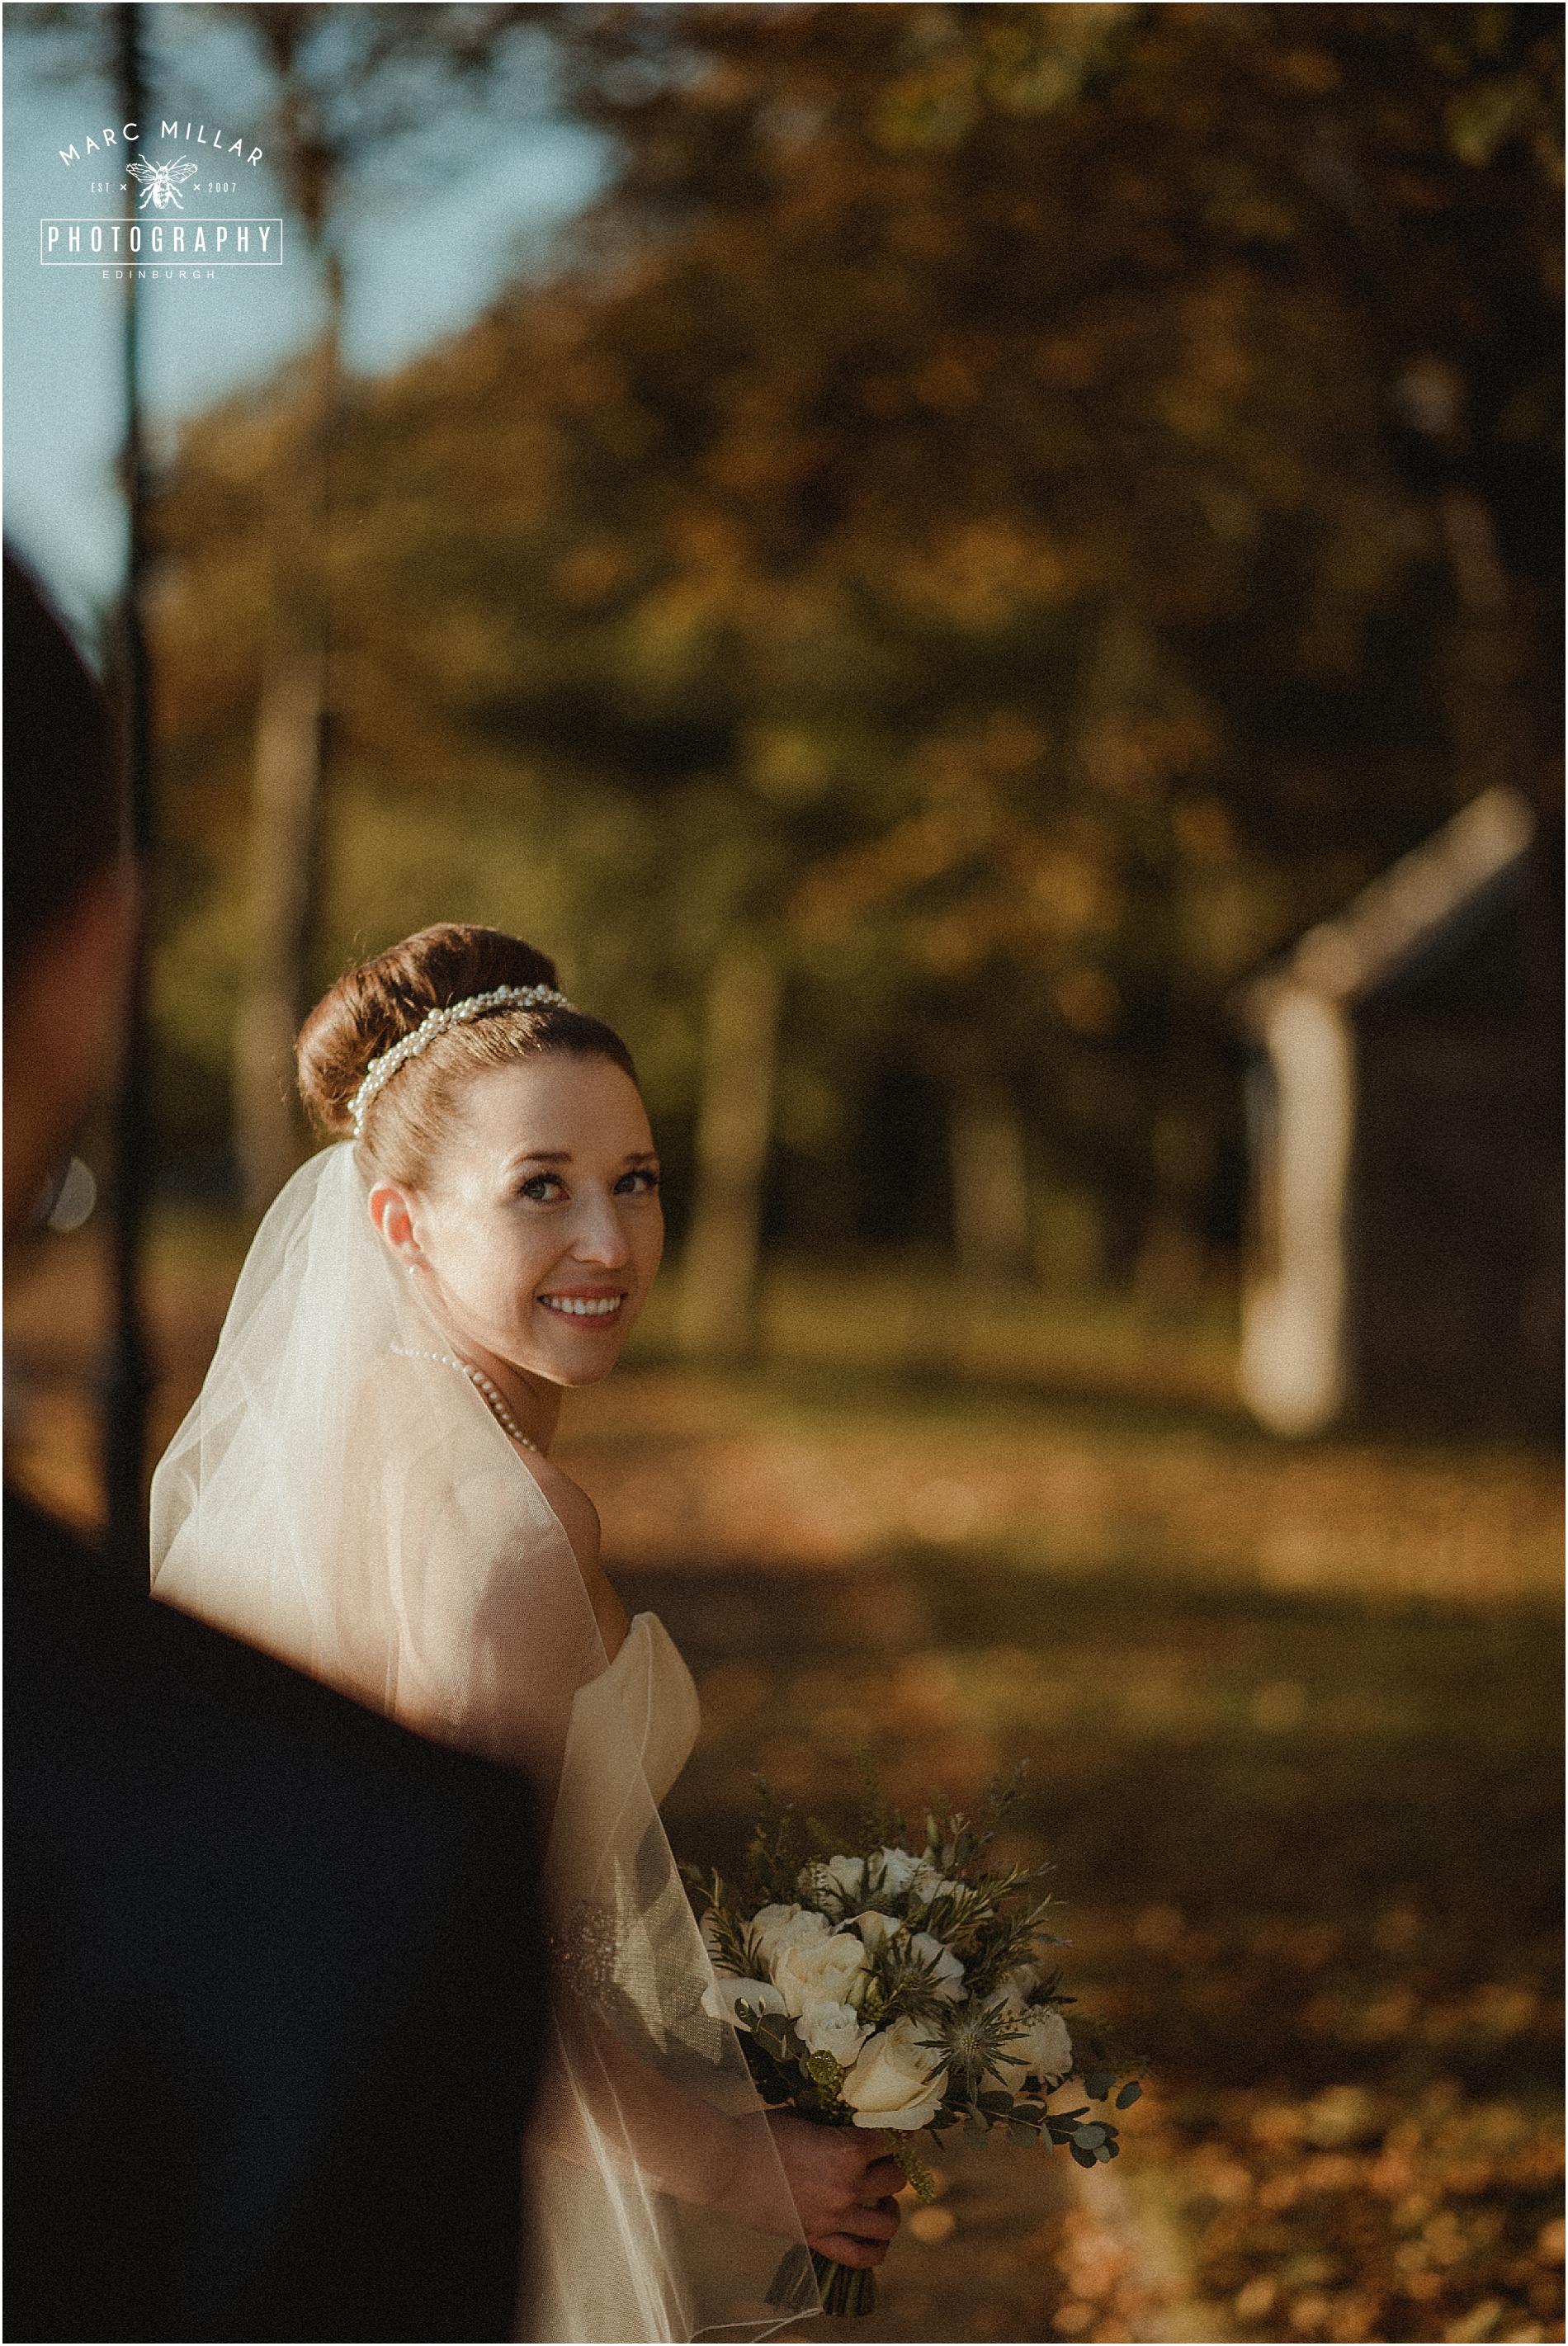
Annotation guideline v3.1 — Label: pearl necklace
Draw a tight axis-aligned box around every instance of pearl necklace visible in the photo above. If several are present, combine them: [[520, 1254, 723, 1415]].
[[391, 1346, 541, 1452]]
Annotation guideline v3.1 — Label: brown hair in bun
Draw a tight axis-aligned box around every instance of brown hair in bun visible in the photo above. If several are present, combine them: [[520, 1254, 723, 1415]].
[[297, 923, 638, 1186]]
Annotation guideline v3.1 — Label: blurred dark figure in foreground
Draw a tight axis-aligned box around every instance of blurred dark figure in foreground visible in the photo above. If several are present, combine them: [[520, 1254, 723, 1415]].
[[4, 550, 545, 2339]]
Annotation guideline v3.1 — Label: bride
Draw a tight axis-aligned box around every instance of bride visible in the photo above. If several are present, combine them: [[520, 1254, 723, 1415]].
[[149, 924, 903, 2343]]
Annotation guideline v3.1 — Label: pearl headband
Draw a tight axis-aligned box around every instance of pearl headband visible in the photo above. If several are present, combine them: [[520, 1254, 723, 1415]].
[[349, 984, 575, 1138]]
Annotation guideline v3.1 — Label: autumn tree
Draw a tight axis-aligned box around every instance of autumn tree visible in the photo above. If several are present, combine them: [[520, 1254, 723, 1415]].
[[223, 3, 544, 1215], [146, 2, 1561, 1334], [521, 0, 1561, 1319]]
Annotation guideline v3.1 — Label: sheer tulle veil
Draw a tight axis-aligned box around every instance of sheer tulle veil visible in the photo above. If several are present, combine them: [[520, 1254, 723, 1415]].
[[150, 1143, 818, 2342]]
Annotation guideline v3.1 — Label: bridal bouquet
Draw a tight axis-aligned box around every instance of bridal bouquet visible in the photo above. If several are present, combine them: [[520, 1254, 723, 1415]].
[[690, 1771, 1141, 2316]]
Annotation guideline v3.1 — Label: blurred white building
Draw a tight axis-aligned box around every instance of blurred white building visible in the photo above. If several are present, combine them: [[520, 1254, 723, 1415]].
[[1234, 786, 1559, 1437]]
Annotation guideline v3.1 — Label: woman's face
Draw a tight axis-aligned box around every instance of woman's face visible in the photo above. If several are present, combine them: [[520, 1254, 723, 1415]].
[[374, 1050, 663, 1388]]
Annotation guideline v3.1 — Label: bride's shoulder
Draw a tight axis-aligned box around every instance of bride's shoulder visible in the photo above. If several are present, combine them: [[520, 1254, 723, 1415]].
[[522, 1451, 600, 1568], [518, 1452, 630, 1660]]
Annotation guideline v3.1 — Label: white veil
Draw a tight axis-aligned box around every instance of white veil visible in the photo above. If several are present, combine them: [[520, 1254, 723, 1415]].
[[150, 1145, 818, 2343]]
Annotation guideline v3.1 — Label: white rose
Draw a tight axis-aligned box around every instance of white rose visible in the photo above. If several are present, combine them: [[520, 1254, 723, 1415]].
[[870, 1848, 921, 1896], [749, 1905, 829, 1972], [850, 1909, 904, 1953], [988, 1996, 1073, 2086], [909, 1930, 967, 2001], [840, 2016, 948, 2131], [796, 2000, 871, 2069], [702, 1975, 786, 2028], [773, 1928, 871, 2017], [910, 1862, 965, 1908], [799, 1854, 867, 1911]]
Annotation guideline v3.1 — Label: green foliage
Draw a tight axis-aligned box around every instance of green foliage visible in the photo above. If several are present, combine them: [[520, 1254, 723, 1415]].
[[744, 1776, 801, 1905], [681, 1866, 753, 1979], [857, 1745, 894, 1853], [734, 2027, 806, 2117], [881, 2133, 937, 2202], [805, 2049, 846, 2103], [936, 2079, 1128, 2165]]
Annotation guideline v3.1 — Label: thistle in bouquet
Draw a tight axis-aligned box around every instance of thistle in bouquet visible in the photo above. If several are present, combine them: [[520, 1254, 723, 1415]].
[[689, 1764, 1142, 2317]]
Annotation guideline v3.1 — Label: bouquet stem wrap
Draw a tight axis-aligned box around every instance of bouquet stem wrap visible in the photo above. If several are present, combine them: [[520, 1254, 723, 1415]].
[[812, 2251, 877, 2317]]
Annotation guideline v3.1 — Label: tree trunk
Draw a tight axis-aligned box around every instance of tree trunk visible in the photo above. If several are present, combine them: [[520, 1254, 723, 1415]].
[[233, 323, 336, 1220], [234, 639, 325, 1214], [1439, 488, 1526, 800], [677, 942, 783, 1362], [104, 0, 155, 1584], [950, 1077, 1033, 1282]]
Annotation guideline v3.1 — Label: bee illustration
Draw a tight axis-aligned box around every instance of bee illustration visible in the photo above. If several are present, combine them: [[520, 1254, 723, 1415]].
[[127, 155, 201, 210]]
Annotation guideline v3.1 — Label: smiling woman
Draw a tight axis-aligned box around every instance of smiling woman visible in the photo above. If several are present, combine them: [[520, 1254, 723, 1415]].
[[295, 928, 665, 1660], [365, 1051, 663, 1431], [145, 926, 887, 2344]]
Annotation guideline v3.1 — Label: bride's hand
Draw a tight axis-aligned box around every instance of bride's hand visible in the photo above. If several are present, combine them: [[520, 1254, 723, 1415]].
[[766, 2112, 904, 2268]]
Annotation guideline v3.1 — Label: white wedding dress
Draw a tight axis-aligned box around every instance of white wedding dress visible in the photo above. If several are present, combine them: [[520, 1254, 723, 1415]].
[[149, 1145, 817, 2343]]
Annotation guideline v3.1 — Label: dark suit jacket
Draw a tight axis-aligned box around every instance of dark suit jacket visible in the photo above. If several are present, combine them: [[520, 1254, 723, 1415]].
[[6, 1490, 545, 2343]]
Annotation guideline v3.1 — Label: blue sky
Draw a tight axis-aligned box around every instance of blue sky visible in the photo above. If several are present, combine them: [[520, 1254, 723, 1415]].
[[4, 4, 607, 649]]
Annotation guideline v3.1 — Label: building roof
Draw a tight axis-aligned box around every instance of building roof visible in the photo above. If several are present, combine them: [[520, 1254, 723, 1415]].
[[1234, 786, 1536, 1035]]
